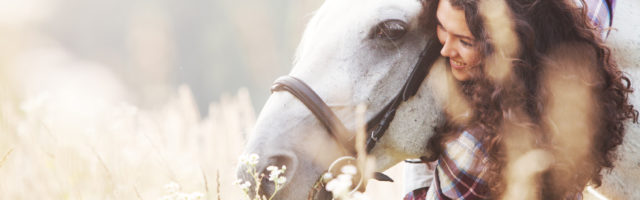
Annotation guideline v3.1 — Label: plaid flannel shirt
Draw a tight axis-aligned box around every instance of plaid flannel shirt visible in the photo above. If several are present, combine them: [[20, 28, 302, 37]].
[[426, 131, 490, 200], [579, 0, 615, 38]]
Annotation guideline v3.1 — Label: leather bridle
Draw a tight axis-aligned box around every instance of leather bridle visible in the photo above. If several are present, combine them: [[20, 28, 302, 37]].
[[270, 38, 441, 198]]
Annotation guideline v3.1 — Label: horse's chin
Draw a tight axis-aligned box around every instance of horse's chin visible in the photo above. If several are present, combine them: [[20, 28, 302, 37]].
[[367, 147, 408, 172]]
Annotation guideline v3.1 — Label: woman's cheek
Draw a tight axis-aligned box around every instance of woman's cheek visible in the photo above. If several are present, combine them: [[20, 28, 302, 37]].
[[462, 48, 481, 66]]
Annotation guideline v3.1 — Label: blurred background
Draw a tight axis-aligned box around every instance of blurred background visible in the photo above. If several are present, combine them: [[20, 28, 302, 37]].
[[0, 0, 322, 112], [0, 0, 404, 199]]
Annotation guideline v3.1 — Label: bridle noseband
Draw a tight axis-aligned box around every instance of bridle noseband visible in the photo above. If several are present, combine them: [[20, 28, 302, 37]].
[[270, 38, 441, 198], [271, 75, 356, 155]]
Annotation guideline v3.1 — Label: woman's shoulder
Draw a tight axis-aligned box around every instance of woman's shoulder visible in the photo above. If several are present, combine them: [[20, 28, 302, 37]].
[[451, 131, 484, 153], [448, 127, 487, 153], [436, 130, 491, 198]]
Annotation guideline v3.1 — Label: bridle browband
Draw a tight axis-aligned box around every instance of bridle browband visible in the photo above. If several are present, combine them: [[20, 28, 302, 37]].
[[269, 38, 441, 197]]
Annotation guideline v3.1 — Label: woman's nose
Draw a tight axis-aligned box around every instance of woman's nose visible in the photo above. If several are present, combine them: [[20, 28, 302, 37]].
[[440, 39, 456, 58]]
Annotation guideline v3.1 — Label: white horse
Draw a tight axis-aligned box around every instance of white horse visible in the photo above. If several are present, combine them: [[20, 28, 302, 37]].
[[239, 0, 640, 199], [238, 0, 446, 199]]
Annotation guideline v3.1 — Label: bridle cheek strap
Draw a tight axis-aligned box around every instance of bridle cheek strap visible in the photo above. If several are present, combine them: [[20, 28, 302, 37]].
[[365, 39, 442, 152]]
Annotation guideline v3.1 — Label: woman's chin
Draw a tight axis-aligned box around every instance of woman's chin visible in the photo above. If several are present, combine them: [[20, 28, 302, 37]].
[[451, 67, 471, 81]]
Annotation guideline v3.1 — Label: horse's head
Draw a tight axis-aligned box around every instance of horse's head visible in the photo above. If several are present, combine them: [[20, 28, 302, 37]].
[[239, 0, 446, 198]]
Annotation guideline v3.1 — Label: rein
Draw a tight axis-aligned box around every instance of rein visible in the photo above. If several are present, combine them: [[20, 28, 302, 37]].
[[270, 38, 442, 198]]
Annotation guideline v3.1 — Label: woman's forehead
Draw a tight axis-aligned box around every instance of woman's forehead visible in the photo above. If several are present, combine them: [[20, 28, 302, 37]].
[[436, 0, 475, 40]]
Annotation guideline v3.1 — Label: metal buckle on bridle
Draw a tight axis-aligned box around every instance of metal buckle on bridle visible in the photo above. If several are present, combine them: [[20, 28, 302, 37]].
[[308, 156, 365, 200], [369, 131, 379, 142]]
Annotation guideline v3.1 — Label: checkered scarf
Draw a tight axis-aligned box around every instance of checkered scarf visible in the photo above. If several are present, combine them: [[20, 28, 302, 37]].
[[425, 131, 490, 200]]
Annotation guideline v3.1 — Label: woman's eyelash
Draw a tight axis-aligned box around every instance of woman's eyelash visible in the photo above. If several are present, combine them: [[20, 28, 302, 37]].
[[460, 40, 473, 47]]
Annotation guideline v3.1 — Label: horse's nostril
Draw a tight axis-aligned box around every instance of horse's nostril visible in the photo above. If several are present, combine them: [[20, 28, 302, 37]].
[[266, 154, 295, 171], [258, 153, 297, 196]]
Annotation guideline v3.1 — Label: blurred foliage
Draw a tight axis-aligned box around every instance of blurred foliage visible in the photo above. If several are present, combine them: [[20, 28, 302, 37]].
[[1, 0, 322, 113]]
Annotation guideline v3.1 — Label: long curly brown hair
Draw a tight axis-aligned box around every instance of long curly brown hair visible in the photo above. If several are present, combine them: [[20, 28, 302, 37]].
[[420, 0, 638, 198]]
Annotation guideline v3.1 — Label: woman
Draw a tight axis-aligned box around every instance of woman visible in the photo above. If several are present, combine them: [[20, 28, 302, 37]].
[[404, 0, 637, 199]]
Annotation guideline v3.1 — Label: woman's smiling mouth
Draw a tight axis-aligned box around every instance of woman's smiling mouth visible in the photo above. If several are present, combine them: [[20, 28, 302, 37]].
[[450, 58, 466, 69]]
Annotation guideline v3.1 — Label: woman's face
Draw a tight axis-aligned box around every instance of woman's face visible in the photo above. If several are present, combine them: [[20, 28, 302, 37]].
[[436, 0, 482, 81]]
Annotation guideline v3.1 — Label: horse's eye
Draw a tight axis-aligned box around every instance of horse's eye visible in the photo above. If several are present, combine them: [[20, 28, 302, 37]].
[[371, 19, 408, 40]]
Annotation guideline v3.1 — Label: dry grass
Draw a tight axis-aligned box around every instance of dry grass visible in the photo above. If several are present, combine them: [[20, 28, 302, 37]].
[[0, 81, 256, 199], [0, 78, 405, 200]]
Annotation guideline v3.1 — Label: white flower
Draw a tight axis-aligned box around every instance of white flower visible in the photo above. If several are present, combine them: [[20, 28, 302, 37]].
[[248, 154, 259, 166], [336, 174, 353, 185], [268, 172, 280, 181], [267, 166, 282, 180], [325, 169, 370, 200], [275, 176, 287, 185], [239, 153, 260, 169], [238, 154, 248, 165], [267, 165, 287, 185], [235, 153, 287, 199], [341, 165, 357, 175], [350, 191, 370, 200], [325, 174, 353, 197], [240, 181, 251, 190]]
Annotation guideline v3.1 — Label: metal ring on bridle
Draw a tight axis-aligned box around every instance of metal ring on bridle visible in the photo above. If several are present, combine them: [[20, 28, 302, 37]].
[[326, 156, 364, 194]]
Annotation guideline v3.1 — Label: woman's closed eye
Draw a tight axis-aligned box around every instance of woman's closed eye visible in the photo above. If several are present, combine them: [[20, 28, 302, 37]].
[[460, 39, 474, 47]]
